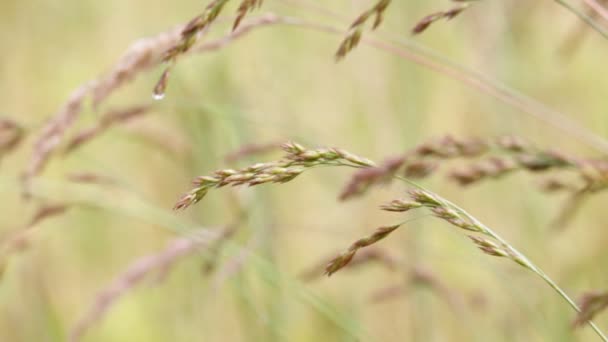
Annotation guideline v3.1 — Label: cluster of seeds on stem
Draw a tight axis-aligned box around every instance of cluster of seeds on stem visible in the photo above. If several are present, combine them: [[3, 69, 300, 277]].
[[327, 188, 535, 276], [154, 0, 264, 98], [340, 135, 608, 214], [300, 247, 399, 281], [234, 0, 264, 31], [324, 224, 401, 276], [335, 0, 391, 60], [412, 1, 473, 35], [340, 135, 488, 200], [174, 142, 374, 210]]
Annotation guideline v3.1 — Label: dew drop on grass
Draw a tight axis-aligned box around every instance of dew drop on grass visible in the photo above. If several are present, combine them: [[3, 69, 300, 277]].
[[153, 67, 171, 101]]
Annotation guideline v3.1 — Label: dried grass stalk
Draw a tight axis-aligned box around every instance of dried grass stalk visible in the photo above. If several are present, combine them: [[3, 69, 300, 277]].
[[64, 105, 150, 154], [25, 14, 282, 188], [69, 228, 225, 342], [23, 27, 181, 190], [24, 84, 91, 194]]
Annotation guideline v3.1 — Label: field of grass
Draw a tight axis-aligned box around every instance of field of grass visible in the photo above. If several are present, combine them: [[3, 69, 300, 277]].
[[2, 1, 608, 341]]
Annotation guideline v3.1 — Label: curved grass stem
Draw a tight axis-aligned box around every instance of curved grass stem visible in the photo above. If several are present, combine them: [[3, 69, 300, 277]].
[[393, 175, 608, 341], [556, 0, 608, 39], [333, 163, 607, 340]]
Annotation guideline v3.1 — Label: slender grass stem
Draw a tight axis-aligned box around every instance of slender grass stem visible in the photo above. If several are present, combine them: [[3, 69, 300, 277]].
[[555, 0, 608, 39]]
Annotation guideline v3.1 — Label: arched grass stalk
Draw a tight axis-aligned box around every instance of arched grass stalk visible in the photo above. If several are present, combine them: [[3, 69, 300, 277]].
[[176, 141, 607, 340], [335, 168, 608, 341], [397, 183, 608, 341]]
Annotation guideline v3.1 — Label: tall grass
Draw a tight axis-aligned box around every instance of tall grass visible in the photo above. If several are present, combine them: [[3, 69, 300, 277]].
[[2, 0, 608, 341]]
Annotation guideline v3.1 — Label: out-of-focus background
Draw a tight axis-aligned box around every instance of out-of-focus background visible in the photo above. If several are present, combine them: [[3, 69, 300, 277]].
[[2, 0, 608, 341]]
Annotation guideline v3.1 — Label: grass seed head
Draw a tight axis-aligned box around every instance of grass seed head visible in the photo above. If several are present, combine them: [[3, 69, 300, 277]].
[[325, 224, 401, 276]]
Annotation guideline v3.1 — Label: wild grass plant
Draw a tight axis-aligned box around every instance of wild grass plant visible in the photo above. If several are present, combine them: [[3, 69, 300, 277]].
[[2, 0, 608, 341]]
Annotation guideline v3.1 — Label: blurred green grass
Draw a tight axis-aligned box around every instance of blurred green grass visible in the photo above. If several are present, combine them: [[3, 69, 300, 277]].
[[1, 0, 608, 341]]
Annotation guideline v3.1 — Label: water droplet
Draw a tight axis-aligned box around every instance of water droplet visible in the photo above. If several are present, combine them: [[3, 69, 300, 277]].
[[153, 67, 171, 101]]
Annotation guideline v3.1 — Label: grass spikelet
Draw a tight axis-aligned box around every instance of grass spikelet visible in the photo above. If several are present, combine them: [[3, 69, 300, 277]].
[[174, 141, 374, 210], [379, 198, 422, 212], [573, 291, 608, 328], [155, 0, 269, 97], [300, 247, 400, 281], [0, 118, 24, 161], [162, 0, 230, 63], [340, 156, 405, 200], [412, 3, 472, 35], [154, 0, 229, 98], [234, 0, 264, 30], [335, 0, 391, 60], [324, 224, 401, 276], [340, 135, 488, 200]]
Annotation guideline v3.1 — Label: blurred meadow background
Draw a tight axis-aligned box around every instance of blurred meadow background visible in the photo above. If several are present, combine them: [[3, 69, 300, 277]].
[[2, 0, 608, 341]]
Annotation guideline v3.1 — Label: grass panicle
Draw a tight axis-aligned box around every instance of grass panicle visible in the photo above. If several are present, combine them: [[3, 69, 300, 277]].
[[340, 134, 608, 228], [234, 0, 265, 30], [324, 224, 401, 276], [174, 141, 374, 210], [412, 2, 472, 35], [301, 247, 399, 281], [335, 0, 391, 60], [154, 0, 266, 97]]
